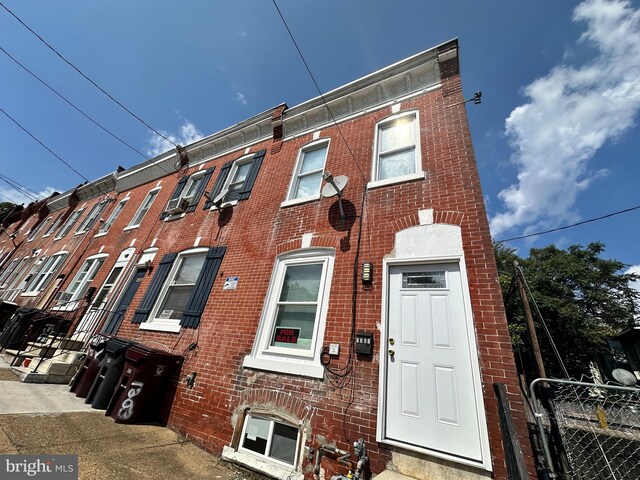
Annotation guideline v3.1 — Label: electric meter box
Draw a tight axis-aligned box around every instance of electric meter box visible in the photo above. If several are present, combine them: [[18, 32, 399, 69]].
[[355, 332, 374, 355]]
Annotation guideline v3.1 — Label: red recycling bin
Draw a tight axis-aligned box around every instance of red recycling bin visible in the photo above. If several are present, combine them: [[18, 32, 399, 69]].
[[106, 345, 182, 424]]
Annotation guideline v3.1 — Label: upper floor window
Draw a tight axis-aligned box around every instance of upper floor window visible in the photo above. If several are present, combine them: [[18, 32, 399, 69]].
[[76, 200, 109, 235], [55, 208, 85, 240], [43, 214, 63, 237], [27, 217, 51, 241], [205, 150, 266, 209], [97, 198, 128, 235], [162, 168, 214, 218], [127, 188, 159, 229], [284, 140, 329, 205], [369, 111, 423, 187], [243, 248, 334, 379]]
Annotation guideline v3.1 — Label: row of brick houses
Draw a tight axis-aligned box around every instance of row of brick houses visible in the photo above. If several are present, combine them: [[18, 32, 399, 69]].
[[0, 39, 533, 479]]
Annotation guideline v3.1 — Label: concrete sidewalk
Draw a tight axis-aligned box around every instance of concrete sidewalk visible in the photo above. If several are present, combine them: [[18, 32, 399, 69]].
[[0, 367, 251, 480]]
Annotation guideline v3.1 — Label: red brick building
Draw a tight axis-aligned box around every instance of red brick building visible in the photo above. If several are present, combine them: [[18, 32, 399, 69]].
[[0, 39, 533, 479]]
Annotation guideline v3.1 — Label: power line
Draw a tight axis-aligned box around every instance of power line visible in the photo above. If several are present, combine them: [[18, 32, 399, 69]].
[[0, 172, 41, 201], [0, 176, 38, 202], [0, 106, 90, 183], [0, 45, 148, 160], [0, 1, 177, 148], [271, 0, 366, 181], [495, 204, 640, 243]]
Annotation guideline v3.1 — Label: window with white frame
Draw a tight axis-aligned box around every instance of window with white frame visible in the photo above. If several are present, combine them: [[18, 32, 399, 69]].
[[243, 249, 334, 378], [370, 111, 422, 184], [181, 172, 205, 203], [222, 155, 253, 201], [97, 198, 128, 235], [22, 252, 68, 294], [16, 255, 47, 292], [27, 217, 50, 241], [146, 249, 207, 329], [240, 414, 299, 467], [54, 208, 85, 239], [56, 255, 107, 306], [127, 188, 159, 228], [3, 256, 32, 290], [0, 258, 22, 287], [43, 214, 63, 237], [76, 200, 109, 234], [285, 140, 329, 203]]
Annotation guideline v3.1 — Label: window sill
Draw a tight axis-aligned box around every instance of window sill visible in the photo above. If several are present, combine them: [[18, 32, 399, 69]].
[[280, 194, 321, 209], [20, 292, 39, 298], [367, 171, 425, 190], [94, 232, 108, 238], [74, 231, 88, 236], [222, 446, 302, 480], [139, 321, 182, 333], [123, 225, 140, 232], [51, 303, 79, 312], [163, 212, 187, 221], [242, 355, 324, 379]]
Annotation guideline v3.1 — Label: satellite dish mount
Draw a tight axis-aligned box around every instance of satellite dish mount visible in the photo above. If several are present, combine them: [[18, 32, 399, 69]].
[[321, 172, 348, 219]]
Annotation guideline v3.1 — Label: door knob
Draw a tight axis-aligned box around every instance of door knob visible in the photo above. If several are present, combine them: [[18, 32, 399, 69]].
[[388, 349, 395, 357]]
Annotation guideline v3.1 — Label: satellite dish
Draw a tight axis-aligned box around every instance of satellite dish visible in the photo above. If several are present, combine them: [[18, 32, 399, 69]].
[[322, 175, 348, 198], [612, 368, 637, 386]]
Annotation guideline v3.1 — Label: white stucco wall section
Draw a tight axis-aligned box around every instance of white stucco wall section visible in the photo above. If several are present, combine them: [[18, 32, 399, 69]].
[[390, 223, 463, 260]]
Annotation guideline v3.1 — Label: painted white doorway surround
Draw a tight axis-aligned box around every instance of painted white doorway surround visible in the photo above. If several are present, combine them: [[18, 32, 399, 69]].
[[386, 263, 482, 461], [377, 218, 491, 471]]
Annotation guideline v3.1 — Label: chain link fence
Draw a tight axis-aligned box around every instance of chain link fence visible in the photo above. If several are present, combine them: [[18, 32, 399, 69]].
[[531, 378, 640, 480]]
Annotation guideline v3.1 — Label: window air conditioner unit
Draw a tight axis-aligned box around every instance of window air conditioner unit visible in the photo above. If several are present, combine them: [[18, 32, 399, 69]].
[[165, 197, 190, 215], [56, 291, 73, 303]]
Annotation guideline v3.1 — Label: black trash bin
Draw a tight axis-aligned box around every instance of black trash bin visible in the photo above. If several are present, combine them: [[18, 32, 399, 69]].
[[85, 337, 136, 409], [0, 301, 18, 332], [70, 334, 110, 398], [0, 308, 39, 350], [106, 345, 182, 424]]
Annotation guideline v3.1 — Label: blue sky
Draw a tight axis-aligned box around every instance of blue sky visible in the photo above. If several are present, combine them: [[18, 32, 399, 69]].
[[1, 0, 639, 275]]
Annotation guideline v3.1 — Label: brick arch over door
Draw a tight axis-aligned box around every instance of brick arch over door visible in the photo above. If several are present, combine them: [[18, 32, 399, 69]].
[[391, 210, 465, 234]]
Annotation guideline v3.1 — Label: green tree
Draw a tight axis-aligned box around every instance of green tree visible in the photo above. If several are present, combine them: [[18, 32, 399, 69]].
[[0, 202, 18, 223], [494, 242, 639, 378]]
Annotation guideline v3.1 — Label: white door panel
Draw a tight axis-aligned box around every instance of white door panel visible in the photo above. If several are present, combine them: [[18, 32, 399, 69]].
[[385, 263, 483, 461]]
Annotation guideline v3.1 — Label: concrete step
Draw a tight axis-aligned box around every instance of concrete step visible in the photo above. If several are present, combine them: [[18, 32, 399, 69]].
[[29, 337, 85, 351], [9, 364, 77, 384]]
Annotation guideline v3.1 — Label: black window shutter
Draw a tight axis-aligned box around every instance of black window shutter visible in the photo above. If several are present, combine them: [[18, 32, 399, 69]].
[[160, 177, 188, 220], [204, 161, 233, 209], [229, 149, 266, 201], [131, 253, 177, 324], [180, 246, 226, 328], [186, 167, 215, 213]]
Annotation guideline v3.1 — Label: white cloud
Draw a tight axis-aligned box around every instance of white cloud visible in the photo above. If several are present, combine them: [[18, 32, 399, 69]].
[[0, 186, 57, 206], [236, 92, 247, 105], [627, 265, 640, 294], [490, 0, 640, 238], [147, 121, 204, 157]]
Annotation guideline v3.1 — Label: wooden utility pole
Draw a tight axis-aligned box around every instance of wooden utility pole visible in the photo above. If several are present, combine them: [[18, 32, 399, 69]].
[[515, 264, 547, 379]]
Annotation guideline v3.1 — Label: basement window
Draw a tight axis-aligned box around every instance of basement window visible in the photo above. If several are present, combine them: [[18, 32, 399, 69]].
[[240, 415, 299, 467]]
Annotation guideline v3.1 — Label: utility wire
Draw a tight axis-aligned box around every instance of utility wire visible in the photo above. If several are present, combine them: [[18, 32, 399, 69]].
[[0, 1, 177, 148], [0, 172, 41, 201], [0, 177, 38, 202], [0, 45, 148, 160], [271, 0, 366, 181], [495, 204, 640, 243], [0, 106, 90, 183]]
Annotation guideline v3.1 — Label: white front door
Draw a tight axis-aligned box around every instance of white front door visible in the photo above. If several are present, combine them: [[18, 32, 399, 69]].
[[385, 263, 484, 461]]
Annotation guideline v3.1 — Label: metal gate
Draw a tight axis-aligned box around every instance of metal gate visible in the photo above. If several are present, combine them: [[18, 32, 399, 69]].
[[531, 378, 640, 479]]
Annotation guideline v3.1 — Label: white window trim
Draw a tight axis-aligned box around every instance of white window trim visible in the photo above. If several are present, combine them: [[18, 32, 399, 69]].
[[96, 197, 129, 237], [42, 214, 63, 238], [225, 154, 254, 195], [139, 246, 209, 333], [367, 110, 424, 189], [163, 171, 206, 220], [54, 208, 85, 240], [239, 414, 300, 466], [282, 139, 329, 207], [53, 253, 108, 311], [75, 200, 108, 235], [27, 216, 51, 242], [126, 188, 160, 229], [242, 248, 334, 379]]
